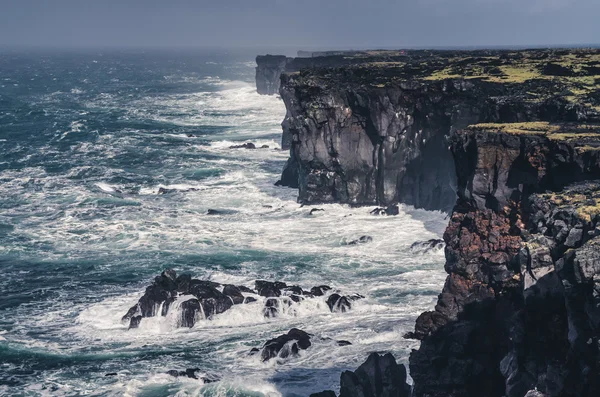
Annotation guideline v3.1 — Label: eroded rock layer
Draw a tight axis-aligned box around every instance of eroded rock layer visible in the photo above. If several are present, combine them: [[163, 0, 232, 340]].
[[410, 123, 600, 397]]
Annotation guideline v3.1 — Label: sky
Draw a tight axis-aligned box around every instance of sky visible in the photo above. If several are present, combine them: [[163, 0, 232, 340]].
[[0, 0, 599, 52]]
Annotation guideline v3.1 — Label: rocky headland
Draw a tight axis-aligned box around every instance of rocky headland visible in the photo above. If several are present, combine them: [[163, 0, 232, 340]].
[[265, 49, 600, 397], [260, 49, 600, 212]]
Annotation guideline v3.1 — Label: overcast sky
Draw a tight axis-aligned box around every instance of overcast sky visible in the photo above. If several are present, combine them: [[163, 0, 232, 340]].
[[1, 0, 598, 52]]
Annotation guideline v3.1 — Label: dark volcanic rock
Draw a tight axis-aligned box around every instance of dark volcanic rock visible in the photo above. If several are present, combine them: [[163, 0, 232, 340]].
[[124, 272, 361, 329], [326, 294, 352, 313], [166, 368, 219, 383], [275, 49, 600, 212], [340, 353, 411, 397], [346, 236, 373, 245], [409, 125, 600, 397], [409, 238, 445, 253], [255, 280, 287, 297], [222, 284, 244, 304], [310, 285, 332, 296], [259, 328, 312, 362], [370, 204, 400, 216], [229, 142, 256, 149], [275, 157, 300, 188], [206, 209, 237, 215]]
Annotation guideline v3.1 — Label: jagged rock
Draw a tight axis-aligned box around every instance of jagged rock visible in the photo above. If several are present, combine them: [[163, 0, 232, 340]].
[[327, 294, 352, 313], [310, 285, 332, 296], [229, 142, 256, 149], [346, 236, 373, 245], [259, 328, 312, 362], [222, 284, 244, 304], [339, 353, 411, 397], [370, 204, 400, 216], [166, 368, 219, 383], [255, 280, 287, 297], [263, 297, 280, 318], [275, 49, 600, 212], [275, 157, 300, 188], [206, 209, 237, 215], [128, 315, 142, 329], [124, 271, 359, 329], [122, 269, 179, 327], [410, 239, 445, 253]]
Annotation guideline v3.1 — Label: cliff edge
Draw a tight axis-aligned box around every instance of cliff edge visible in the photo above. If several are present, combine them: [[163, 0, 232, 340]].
[[275, 49, 600, 212], [410, 122, 600, 397]]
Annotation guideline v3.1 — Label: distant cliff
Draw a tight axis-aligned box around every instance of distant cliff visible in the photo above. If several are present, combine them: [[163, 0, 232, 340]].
[[275, 49, 600, 211], [255, 55, 290, 95], [410, 123, 600, 397]]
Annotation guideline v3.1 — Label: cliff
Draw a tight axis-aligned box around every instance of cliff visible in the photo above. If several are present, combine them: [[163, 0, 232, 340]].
[[409, 122, 600, 397], [255, 55, 290, 95], [276, 49, 600, 211]]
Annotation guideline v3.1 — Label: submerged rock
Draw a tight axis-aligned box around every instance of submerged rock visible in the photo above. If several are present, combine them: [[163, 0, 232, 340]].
[[166, 368, 219, 383], [206, 209, 237, 215], [124, 272, 361, 328], [229, 142, 256, 149], [346, 236, 373, 245], [370, 204, 400, 216], [409, 238, 444, 253], [259, 328, 312, 362], [326, 294, 352, 313]]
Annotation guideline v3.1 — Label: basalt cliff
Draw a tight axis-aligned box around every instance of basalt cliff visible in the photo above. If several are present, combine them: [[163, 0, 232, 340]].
[[409, 122, 600, 397], [268, 49, 600, 397], [263, 49, 600, 212]]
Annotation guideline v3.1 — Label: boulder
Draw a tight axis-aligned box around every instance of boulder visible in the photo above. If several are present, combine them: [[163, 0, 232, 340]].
[[259, 328, 312, 362], [327, 294, 352, 313]]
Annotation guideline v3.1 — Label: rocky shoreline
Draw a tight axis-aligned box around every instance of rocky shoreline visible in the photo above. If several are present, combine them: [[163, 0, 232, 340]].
[[257, 49, 600, 396]]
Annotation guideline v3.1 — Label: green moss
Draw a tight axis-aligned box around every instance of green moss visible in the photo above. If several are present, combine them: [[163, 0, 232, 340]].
[[468, 122, 560, 134]]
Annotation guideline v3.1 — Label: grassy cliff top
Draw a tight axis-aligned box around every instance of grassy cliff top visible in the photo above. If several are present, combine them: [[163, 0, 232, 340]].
[[283, 48, 600, 115], [536, 182, 600, 223], [467, 122, 600, 150]]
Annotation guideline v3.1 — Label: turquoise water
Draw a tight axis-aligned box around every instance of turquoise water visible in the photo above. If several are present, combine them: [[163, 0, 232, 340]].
[[0, 50, 447, 397]]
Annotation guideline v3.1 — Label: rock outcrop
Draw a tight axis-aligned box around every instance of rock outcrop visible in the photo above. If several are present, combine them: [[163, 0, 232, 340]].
[[409, 123, 600, 397], [255, 55, 290, 95], [310, 352, 411, 397], [122, 272, 363, 329], [272, 49, 600, 212]]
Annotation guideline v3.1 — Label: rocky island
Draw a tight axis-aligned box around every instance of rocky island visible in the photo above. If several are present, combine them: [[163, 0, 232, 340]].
[[257, 49, 600, 396]]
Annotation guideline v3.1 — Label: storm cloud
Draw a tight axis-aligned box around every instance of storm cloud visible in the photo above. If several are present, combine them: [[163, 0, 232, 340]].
[[0, 0, 598, 50]]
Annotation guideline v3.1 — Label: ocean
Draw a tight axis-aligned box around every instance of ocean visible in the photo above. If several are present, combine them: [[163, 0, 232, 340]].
[[0, 49, 447, 397]]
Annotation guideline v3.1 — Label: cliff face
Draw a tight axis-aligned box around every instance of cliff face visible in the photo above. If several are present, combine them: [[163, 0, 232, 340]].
[[276, 49, 600, 211], [255, 55, 290, 95], [409, 123, 600, 397]]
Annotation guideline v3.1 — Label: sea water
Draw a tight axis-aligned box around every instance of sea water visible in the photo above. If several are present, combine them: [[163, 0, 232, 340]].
[[0, 49, 447, 397]]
